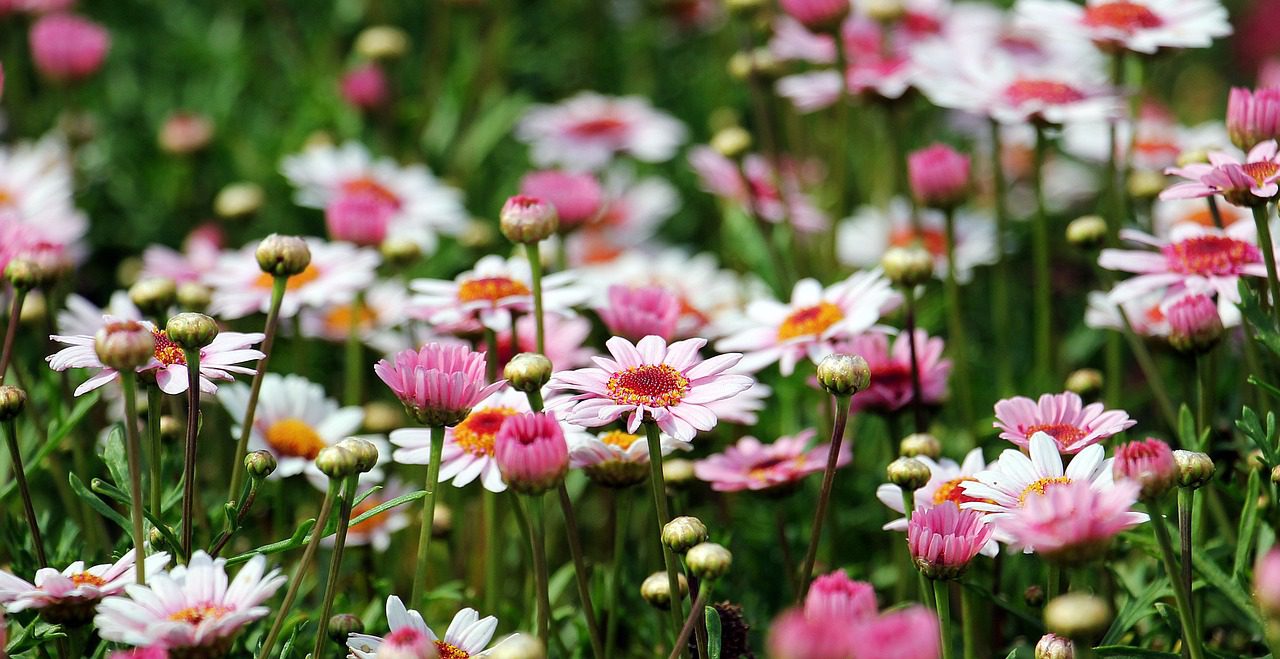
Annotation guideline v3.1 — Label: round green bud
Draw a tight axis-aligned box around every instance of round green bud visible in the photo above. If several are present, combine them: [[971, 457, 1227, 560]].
[[129, 277, 177, 317], [4, 258, 41, 291], [1065, 368, 1103, 397], [165, 312, 219, 351], [354, 25, 409, 60], [640, 571, 688, 610], [337, 437, 380, 473], [711, 127, 752, 159], [886, 456, 931, 490], [815, 353, 871, 397], [500, 196, 559, 244], [245, 450, 278, 480], [881, 246, 935, 288], [1128, 169, 1166, 201], [504, 353, 553, 393], [662, 516, 709, 554], [176, 282, 212, 312], [327, 613, 364, 644], [1172, 450, 1214, 489], [380, 237, 422, 269], [1044, 593, 1111, 641], [255, 234, 312, 277], [686, 542, 733, 580], [94, 320, 156, 371], [0, 385, 27, 421], [899, 433, 941, 459], [214, 182, 264, 219], [315, 446, 358, 480], [1066, 215, 1108, 250]]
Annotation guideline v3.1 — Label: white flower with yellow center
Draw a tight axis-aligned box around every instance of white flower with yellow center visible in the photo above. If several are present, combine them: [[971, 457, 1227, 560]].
[[204, 238, 380, 320], [411, 254, 590, 333], [568, 428, 689, 488], [391, 388, 529, 493]]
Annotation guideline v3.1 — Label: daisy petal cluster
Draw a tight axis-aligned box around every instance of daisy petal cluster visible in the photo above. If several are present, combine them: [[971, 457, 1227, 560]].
[[993, 391, 1135, 453], [0, 550, 170, 625], [693, 430, 850, 493], [346, 595, 515, 658], [997, 479, 1145, 563]]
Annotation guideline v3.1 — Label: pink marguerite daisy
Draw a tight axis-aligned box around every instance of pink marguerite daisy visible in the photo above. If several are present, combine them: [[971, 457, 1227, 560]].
[[997, 479, 1144, 563], [411, 254, 590, 333], [876, 448, 1000, 557], [850, 606, 942, 659], [1014, 0, 1230, 55], [837, 329, 951, 414], [692, 430, 850, 493], [140, 224, 224, 284], [0, 550, 170, 624], [803, 570, 877, 622], [374, 343, 506, 427], [1162, 140, 1280, 207], [568, 428, 690, 488], [837, 198, 998, 284], [347, 595, 516, 659], [516, 92, 687, 171], [993, 391, 1135, 453], [907, 501, 994, 579]]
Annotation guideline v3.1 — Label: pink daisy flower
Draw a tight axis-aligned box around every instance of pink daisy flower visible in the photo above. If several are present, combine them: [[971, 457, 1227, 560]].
[[516, 92, 687, 171], [29, 13, 110, 82], [410, 254, 590, 333], [1014, 0, 1230, 54], [548, 335, 754, 441], [766, 607, 861, 659], [47, 316, 264, 396], [1084, 288, 1174, 337], [598, 284, 681, 342], [908, 501, 994, 579], [493, 312, 596, 371], [716, 273, 899, 376], [140, 224, 224, 284], [205, 238, 380, 320], [693, 430, 851, 493], [1162, 140, 1280, 207], [803, 570, 877, 622], [346, 595, 516, 659], [876, 448, 1000, 557], [850, 606, 942, 659], [997, 479, 1144, 563], [374, 343, 505, 427], [554, 171, 680, 267], [836, 329, 951, 415], [519, 169, 605, 231], [93, 552, 285, 653], [994, 391, 1135, 453], [0, 550, 171, 624], [688, 147, 830, 233], [390, 388, 533, 493]]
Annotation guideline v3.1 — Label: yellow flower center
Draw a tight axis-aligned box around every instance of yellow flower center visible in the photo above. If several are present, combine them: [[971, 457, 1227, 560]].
[[1018, 476, 1072, 506], [600, 430, 642, 451], [454, 406, 520, 457], [931, 477, 987, 506], [263, 418, 327, 459], [254, 264, 321, 291], [777, 302, 844, 341], [70, 572, 107, 587], [435, 640, 471, 659], [457, 276, 531, 304], [324, 303, 378, 336], [151, 329, 187, 366], [168, 604, 232, 625]]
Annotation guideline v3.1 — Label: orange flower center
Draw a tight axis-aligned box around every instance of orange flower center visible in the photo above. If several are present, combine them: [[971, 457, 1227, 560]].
[[931, 477, 987, 506], [1004, 79, 1086, 106], [340, 177, 401, 207], [454, 406, 519, 457], [748, 455, 807, 482], [777, 302, 844, 341], [324, 303, 378, 336], [0, 188, 12, 206], [254, 264, 321, 291], [70, 572, 107, 587], [457, 277, 531, 304], [1162, 235, 1261, 276], [263, 418, 327, 459], [435, 640, 471, 659], [1082, 1, 1162, 32], [1242, 161, 1280, 186], [600, 430, 642, 450], [168, 604, 232, 625], [151, 330, 188, 366], [1024, 423, 1087, 449], [606, 364, 689, 408], [889, 226, 948, 256], [1018, 476, 1072, 506]]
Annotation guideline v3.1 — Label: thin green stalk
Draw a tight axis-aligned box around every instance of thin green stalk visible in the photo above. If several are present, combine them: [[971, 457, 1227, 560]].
[[798, 395, 851, 601], [934, 580, 954, 659], [668, 586, 712, 659], [1178, 487, 1196, 640], [120, 373, 149, 583], [179, 348, 203, 560], [644, 419, 687, 648], [1116, 308, 1178, 431], [256, 479, 340, 659], [607, 488, 630, 656], [903, 291, 927, 434], [961, 581, 981, 659], [0, 288, 27, 383], [1047, 564, 1061, 601], [558, 483, 605, 659], [228, 276, 288, 501], [528, 494, 551, 647], [902, 489, 929, 603], [312, 475, 358, 659], [410, 424, 446, 607], [147, 387, 163, 522], [525, 243, 546, 355], [344, 294, 364, 406], [1207, 197, 1224, 229], [988, 121, 1013, 395], [3, 417, 46, 567], [484, 328, 499, 384], [1148, 497, 1205, 659], [942, 207, 973, 435], [484, 488, 500, 614], [1031, 125, 1053, 387], [1195, 353, 1212, 444], [1251, 204, 1280, 321]]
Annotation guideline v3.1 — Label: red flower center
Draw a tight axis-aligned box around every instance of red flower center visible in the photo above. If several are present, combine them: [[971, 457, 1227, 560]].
[[1004, 79, 1086, 107], [1242, 161, 1280, 186], [457, 276, 531, 304], [1162, 235, 1261, 276], [606, 364, 689, 408], [1081, 1, 1162, 32], [931, 477, 987, 506], [340, 177, 401, 209], [777, 302, 844, 341], [435, 640, 472, 659], [454, 406, 520, 457], [70, 571, 107, 587], [151, 330, 187, 366], [569, 116, 628, 139], [890, 226, 948, 256], [1023, 423, 1087, 448], [871, 362, 914, 391]]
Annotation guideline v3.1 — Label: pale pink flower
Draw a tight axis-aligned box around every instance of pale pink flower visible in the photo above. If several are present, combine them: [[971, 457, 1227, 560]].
[[493, 312, 596, 371], [692, 430, 849, 493], [1015, 0, 1229, 54], [909, 143, 971, 209], [0, 550, 170, 623], [908, 501, 993, 578], [768, 16, 837, 63], [994, 391, 1135, 453], [57, 292, 141, 338], [1257, 548, 1280, 616], [140, 224, 224, 284], [375, 343, 505, 427], [0, 137, 88, 273], [837, 199, 997, 284], [837, 329, 951, 414], [548, 335, 754, 441], [803, 570, 877, 622], [494, 411, 571, 494], [876, 448, 1001, 557], [850, 606, 942, 659], [93, 552, 285, 653], [519, 170, 604, 231], [766, 607, 860, 659], [778, 0, 850, 29], [1162, 140, 1280, 207], [1099, 222, 1270, 309], [157, 112, 213, 155], [1113, 437, 1178, 499], [29, 13, 109, 81], [555, 171, 680, 266], [998, 479, 1144, 562], [347, 596, 515, 659], [205, 238, 380, 320], [516, 92, 687, 171], [340, 63, 389, 110], [716, 273, 899, 375], [391, 388, 532, 493], [1228, 87, 1280, 150], [688, 147, 830, 233], [47, 315, 264, 396], [598, 284, 680, 342], [410, 254, 590, 332]]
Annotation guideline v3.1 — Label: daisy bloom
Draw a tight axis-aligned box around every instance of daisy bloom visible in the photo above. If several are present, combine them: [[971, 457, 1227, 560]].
[[836, 329, 951, 414], [1085, 288, 1173, 337], [205, 238, 379, 320], [516, 92, 687, 171], [548, 335, 754, 441], [217, 373, 366, 478], [411, 254, 590, 332], [803, 570, 877, 622], [693, 430, 850, 494], [0, 137, 88, 272], [908, 502, 994, 579], [47, 316, 264, 396], [140, 223, 224, 284], [997, 479, 1144, 563], [994, 391, 1135, 454], [766, 607, 861, 659], [375, 343, 505, 427], [1162, 140, 1280, 207], [299, 279, 412, 349], [688, 147, 830, 233], [556, 170, 680, 266], [837, 199, 997, 284], [1099, 222, 1270, 309], [280, 141, 467, 251], [568, 427, 690, 488], [716, 273, 899, 375], [347, 595, 515, 659], [57, 292, 141, 338], [0, 550, 170, 624], [493, 312, 596, 372], [598, 284, 681, 342], [518, 169, 605, 231], [93, 552, 285, 654], [876, 448, 1001, 557], [1015, 0, 1230, 54]]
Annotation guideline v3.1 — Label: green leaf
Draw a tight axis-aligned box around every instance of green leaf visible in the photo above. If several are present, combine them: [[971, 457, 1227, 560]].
[[1102, 578, 1169, 645], [70, 473, 131, 531], [1235, 469, 1262, 581], [1095, 646, 1180, 658], [0, 391, 99, 503], [705, 605, 722, 659], [1249, 375, 1280, 403], [103, 424, 129, 492], [1237, 406, 1278, 466], [1178, 404, 1197, 449]]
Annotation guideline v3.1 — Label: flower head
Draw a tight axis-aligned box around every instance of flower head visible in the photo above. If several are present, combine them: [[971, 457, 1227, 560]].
[[411, 254, 590, 333], [997, 479, 1144, 563], [206, 238, 380, 320], [1099, 222, 1270, 310], [568, 428, 688, 488], [876, 448, 998, 555], [1113, 437, 1177, 500], [693, 430, 849, 493], [391, 388, 534, 493], [1015, 0, 1230, 54], [519, 170, 604, 231], [1165, 292, 1225, 353], [1229, 87, 1280, 150], [838, 329, 951, 414], [30, 13, 110, 81], [0, 550, 170, 625], [803, 570, 877, 622], [598, 284, 681, 342], [347, 595, 515, 659], [494, 411, 571, 495], [375, 343, 505, 426], [779, 0, 851, 29], [908, 144, 971, 209], [765, 607, 860, 659], [1163, 141, 1280, 207], [516, 92, 687, 171], [908, 502, 993, 579], [850, 606, 942, 659], [340, 63, 389, 111], [993, 391, 1135, 454]]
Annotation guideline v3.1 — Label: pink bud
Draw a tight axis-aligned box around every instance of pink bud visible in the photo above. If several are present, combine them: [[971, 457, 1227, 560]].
[[375, 626, 438, 659], [1257, 548, 1280, 617], [1227, 87, 1280, 151], [29, 13, 110, 82], [495, 412, 570, 495], [598, 284, 681, 342], [158, 112, 214, 155], [778, 0, 851, 30], [341, 63, 389, 110], [908, 143, 971, 210], [1113, 438, 1177, 501], [804, 570, 877, 622], [518, 170, 604, 232], [1165, 293, 1223, 353], [325, 182, 399, 246], [499, 194, 559, 243]]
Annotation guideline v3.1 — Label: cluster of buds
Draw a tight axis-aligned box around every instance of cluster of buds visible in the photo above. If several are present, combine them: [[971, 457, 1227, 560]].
[[641, 571, 689, 610], [315, 437, 381, 480]]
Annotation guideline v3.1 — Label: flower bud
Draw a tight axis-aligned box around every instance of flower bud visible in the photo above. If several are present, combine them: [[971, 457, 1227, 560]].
[[663, 458, 696, 489], [215, 182, 264, 219], [129, 277, 177, 317], [662, 516, 709, 554], [686, 542, 733, 580], [1256, 548, 1280, 618], [899, 433, 941, 459], [363, 401, 405, 434], [711, 127, 752, 159], [340, 64, 389, 111], [1166, 294, 1223, 354], [255, 234, 312, 278], [328, 613, 365, 644], [886, 457, 931, 490], [881, 246, 935, 288], [486, 634, 545, 659], [1064, 368, 1103, 397], [1024, 584, 1046, 608], [158, 112, 214, 155], [0, 385, 27, 421], [95, 320, 156, 371], [727, 52, 754, 81], [495, 412, 570, 495], [175, 282, 212, 311], [1127, 169, 1165, 201], [5, 257, 42, 291], [1066, 215, 1108, 250], [908, 143, 971, 210], [354, 26, 409, 60], [337, 437, 380, 473], [1044, 593, 1111, 642], [815, 353, 870, 397], [165, 312, 219, 351], [148, 526, 171, 554], [245, 450, 278, 480], [1227, 87, 1280, 151], [500, 195, 560, 244], [641, 571, 688, 610], [19, 292, 46, 326], [380, 237, 422, 269], [315, 445, 358, 480], [1113, 438, 1177, 501], [1172, 450, 1214, 489], [504, 353, 553, 393], [862, 0, 906, 22], [1035, 633, 1075, 659], [160, 415, 183, 442]]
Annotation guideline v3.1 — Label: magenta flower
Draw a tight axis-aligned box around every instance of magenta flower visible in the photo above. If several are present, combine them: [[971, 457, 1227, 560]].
[[1163, 141, 1280, 207], [493, 412, 571, 495], [851, 606, 942, 659], [838, 329, 951, 415], [908, 144, 971, 210], [1099, 223, 1269, 310], [993, 391, 1135, 454], [598, 284, 680, 342], [1166, 293, 1225, 352], [1228, 87, 1280, 150], [996, 479, 1144, 564], [803, 570, 877, 622], [692, 430, 849, 493], [340, 63, 389, 111], [907, 502, 993, 579], [29, 13, 110, 82], [778, 0, 849, 29], [1113, 437, 1178, 500], [548, 335, 754, 441], [519, 170, 604, 231], [374, 343, 505, 426], [766, 607, 860, 659]]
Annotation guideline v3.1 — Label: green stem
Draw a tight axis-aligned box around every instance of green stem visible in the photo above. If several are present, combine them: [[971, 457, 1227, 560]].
[[3, 418, 46, 567], [410, 424, 446, 608], [528, 494, 551, 647], [1047, 564, 1061, 601], [644, 419, 687, 650], [228, 276, 288, 502], [988, 121, 1012, 396], [903, 291, 927, 434], [484, 488, 500, 615], [668, 587, 712, 659], [942, 207, 973, 436], [256, 479, 340, 659], [1031, 125, 1053, 387], [525, 243, 546, 355], [961, 581, 980, 659], [120, 374, 149, 583], [1206, 197, 1224, 229], [1148, 497, 1205, 659], [798, 395, 851, 601], [147, 387, 163, 523], [180, 348, 203, 560], [607, 489, 629, 656], [1116, 307, 1179, 431], [312, 475, 358, 659], [1251, 204, 1280, 322], [1178, 487, 1196, 642], [558, 483, 605, 659], [0, 288, 26, 384], [344, 295, 364, 406], [903, 489, 929, 603], [1195, 353, 1212, 444], [484, 327, 499, 384], [934, 580, 954, 659]]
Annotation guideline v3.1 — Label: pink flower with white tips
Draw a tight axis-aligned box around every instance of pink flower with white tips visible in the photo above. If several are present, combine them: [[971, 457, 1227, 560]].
[[93, 552, 285, 654], [997, 479, 1144, 563], [994, 391, 1135, 453], [0, 137, 88, 273], [0, 550, 170, 624], [411, 254, 590, 333], [1162, 140, 1280, 207], [205, 238, 380, 320], [908, 502, 994, 579], [375, 343, 506, 427], [693, 430, 850, 493], [1015, 0, 1230, 55], [716, 273, 899, 375], [548, 335, 754, 441], [346, 595, 517, 659], [47, 316, 264, 396], [836, 329, 951, 415], [516, 92, 687, 171], [875, 448, 1000, 555]]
